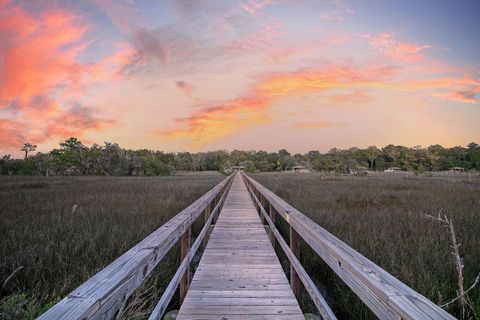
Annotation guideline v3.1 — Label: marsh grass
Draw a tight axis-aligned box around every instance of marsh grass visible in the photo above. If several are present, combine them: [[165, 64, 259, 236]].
[[2, 172, 479, 319], [0, 173, 223, 319], [251, 172, 480, 319]]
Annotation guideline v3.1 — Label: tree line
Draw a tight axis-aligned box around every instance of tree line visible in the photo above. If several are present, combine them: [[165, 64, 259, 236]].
[[1, 137, 479, 176]]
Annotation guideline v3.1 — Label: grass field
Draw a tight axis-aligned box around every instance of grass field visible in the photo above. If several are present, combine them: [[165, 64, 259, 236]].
[[250, 172, 480, 319], [0, 173, 224, 319], [1, 172, 479, 319]]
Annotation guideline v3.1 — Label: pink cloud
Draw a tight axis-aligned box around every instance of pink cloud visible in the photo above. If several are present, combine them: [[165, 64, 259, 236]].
[[158, 60, 479, 147], [46, 104, 115, 139], [0, 3, 88, 108], [0, 119, 27, 149], [159, 63, 398, 147], [0, 1, 133, 150], [433, 89, 478, 103], [364, 32, 431, 62], [241, 0, 274, 15], [326, 32, 351, 44]]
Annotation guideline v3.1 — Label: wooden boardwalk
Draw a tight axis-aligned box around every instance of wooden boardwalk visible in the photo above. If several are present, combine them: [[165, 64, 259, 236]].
[[40, 172, 455, 320], [177, 174, 304, 319]]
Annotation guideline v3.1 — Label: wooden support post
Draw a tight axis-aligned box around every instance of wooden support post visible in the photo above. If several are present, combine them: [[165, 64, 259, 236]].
[[269, 204, 276, 249], [257, 194, 265, 224], [179, 227, 191, 305], [203, 203, 211, 249], [290, 225, 300, 297], [212, 195, 216, 208]]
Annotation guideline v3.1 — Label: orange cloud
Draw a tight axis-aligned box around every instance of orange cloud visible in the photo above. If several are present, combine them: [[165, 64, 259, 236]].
[[0, 2, 135, 151], [0, 119, 26, 149], [46, 104, 115, 139], [159, 64, 396, 147], [433, 90, 478, 103], [0, 5, 89, 108], [256, 64, 398, 96], [364, 33, 431, 62], [159, 62, 478, 147], [160, 95, 270, 147]]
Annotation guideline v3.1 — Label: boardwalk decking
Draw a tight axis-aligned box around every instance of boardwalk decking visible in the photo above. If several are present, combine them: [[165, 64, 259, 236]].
[[177, 174, 304, 319]]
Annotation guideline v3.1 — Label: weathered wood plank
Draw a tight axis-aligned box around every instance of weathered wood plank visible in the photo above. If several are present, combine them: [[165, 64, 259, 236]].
[[186, 290, 295, 298], [174, 315, 304, 320], [179, 305, 302, 315], [183, 297, 300, 306]]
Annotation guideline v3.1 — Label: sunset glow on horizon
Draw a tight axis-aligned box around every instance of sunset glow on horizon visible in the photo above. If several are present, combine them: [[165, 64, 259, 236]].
[[1, 0, 479, 156]]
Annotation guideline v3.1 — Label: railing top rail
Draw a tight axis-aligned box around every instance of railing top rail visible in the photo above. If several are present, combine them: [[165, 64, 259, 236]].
[[242, 173, 336, 320], [242, 172, 455, 320], [148, 174, 234, 320], [39, 173, 234, 320]]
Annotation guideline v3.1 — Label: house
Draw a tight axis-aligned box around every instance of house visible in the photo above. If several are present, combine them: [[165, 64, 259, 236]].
[[384, 167, 401, 173], [231, 166, 245, 171], [449, 167, 465, 173], [291, 165, 310, 173], [349, 166, 368, 175]]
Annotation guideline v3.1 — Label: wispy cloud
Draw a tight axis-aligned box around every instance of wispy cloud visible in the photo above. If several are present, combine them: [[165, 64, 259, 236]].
[[363, 32, 431, 62], [240, 0, 274, 15], [433, 89, 478, 103], [319, 0, 354, 21], [89, 0, 139, 34], [46, 104, 115, 138], [0, 119, 30, 149]]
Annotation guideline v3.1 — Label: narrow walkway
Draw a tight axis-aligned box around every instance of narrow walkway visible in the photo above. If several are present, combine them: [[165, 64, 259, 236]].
[[177, 173, 303, 320]]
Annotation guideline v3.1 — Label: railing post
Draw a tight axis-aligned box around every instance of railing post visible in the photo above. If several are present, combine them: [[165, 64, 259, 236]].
[[211, 195, 218, 224], [203, 203, 211, 249], [290, 225, 300, 297], [179, 227, 191, 305], [269, 204, 276, 249], [258, 193, 266, 224]]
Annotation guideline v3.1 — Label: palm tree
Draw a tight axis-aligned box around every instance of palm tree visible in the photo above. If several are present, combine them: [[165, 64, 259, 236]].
[[21, 143, 37, 159]]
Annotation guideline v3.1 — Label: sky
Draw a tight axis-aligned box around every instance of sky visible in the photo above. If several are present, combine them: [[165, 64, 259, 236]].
[[1, 0, 479, 156]]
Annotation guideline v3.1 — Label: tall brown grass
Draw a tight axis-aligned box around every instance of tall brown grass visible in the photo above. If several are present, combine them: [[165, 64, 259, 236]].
[[0, 173, 223, 318], [251, 172, 480, 319], [2, 172, 478, 319]]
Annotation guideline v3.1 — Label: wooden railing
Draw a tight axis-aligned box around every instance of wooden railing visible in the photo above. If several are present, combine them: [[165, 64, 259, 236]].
[[39, 173, 234, 320], [241, 172, 455, 320]]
